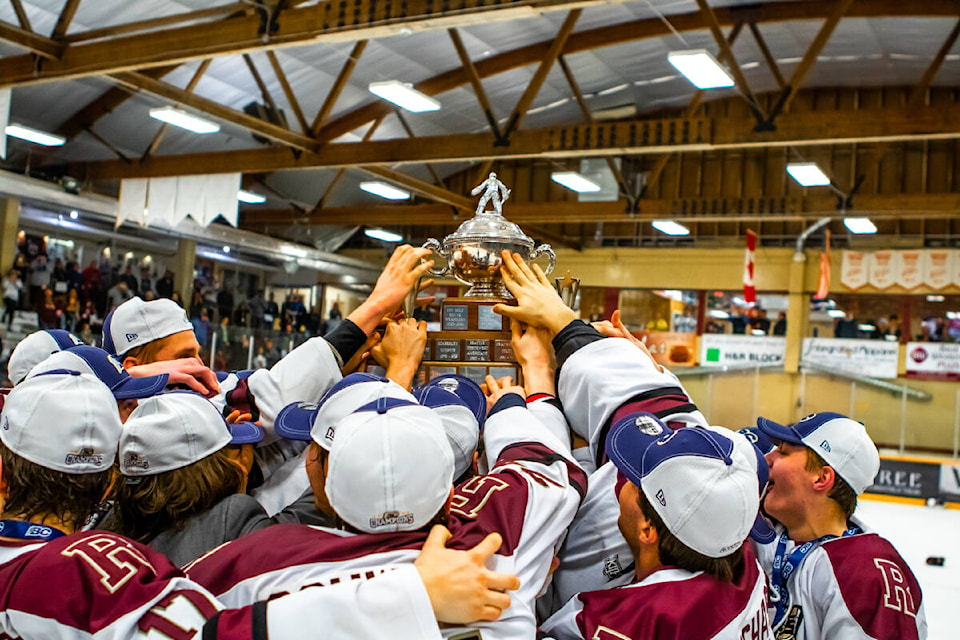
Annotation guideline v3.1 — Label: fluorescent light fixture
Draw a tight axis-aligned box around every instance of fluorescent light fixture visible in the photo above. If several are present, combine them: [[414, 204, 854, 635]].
[[4, 124, 65, 146], [786, 162, 831, 187], [827, 309, 847, 318], [360, 181, 411, 200], [858, 324, 876, 332], [843, 217, 877, 234], [708, 309, 730, 319], [751, 329, 767, 336], [551, 171, 602, 193], [667, 49, 735, 89], [237, 190, 267, 204], [927, 295, 945, 303], [368, 81, 440, 112], [149, 106, 220, 134], [651, 220, 690, 236], [364, 228, 404, 243]]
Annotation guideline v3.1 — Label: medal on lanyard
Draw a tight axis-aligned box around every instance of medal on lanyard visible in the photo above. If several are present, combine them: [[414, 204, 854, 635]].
[[770, 525, 860, 627]]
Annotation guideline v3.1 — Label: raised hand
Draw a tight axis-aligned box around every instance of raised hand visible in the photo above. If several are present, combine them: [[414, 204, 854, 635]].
[[493, 251, 575, 335], [348, 245, 435, 335], [510, 319, 556, 396], [370, 317, 427, 389], [128, 358, 219, 397]]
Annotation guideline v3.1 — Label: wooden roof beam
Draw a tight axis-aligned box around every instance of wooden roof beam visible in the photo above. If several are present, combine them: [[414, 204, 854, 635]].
[[448, 28, 502, 140], [309, 113, 386, 214], [266, 50, 310, 135], [0, 0, 629, 88], [0, 20, 61, 58], [360, 166, 474, 212], [50, 0, 82, 39], [62, 3, 247, 44], [762, 0, 855, 127], [310, 40, 367, 136], [10, 0, 32, 31], [142, 59, 212, 159], [241, 192, 960, 226], [109, 70, 319, 152], [79, 103, 960, 179], [747, 21, 785, 90]]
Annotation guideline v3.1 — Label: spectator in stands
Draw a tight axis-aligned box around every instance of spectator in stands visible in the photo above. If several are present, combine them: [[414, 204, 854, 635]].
[[217, 287, 235, 324], [170, 291, 184, 307], [28, 254, 49, 311], [3, 269, 22, 329], [38, 288, 59, 330], [834, 311, 858, 338], [773, 311, 787, 336], [729, 306, 748, 334], [155, 269, 174, 299], [118, 264, 139, 296], [247, 290, 265, 330], [264, 292, 279, 328], [191, 307, 213, 351], [105, 280, 133, 311]]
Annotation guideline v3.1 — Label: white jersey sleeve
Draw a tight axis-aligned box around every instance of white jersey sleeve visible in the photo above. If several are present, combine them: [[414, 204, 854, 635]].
[[558, 337, 706, 467]]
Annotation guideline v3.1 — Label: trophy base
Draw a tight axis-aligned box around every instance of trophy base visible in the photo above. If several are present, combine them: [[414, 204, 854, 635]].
[[463, 284, 512, 299]]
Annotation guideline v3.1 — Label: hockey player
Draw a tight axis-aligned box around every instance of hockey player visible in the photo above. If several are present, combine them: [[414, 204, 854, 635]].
[[0, 371, 522, 639], [754, 412, 928, 639], [541, 414, 772, 639]]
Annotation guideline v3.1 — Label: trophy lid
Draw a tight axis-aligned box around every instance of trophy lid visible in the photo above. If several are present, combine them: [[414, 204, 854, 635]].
[[442, 173, 534, 248]]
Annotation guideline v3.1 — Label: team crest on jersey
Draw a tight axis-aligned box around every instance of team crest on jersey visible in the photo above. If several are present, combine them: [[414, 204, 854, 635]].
[[124, 452, 150, 470], [65, 447, 104, 467], [368, 510, 415, 529], [602, 553, 630, 580]]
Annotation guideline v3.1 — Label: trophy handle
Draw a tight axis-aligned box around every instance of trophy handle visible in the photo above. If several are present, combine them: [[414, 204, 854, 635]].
[[422, 238, 450, 277], [530, 244, 555, 276]]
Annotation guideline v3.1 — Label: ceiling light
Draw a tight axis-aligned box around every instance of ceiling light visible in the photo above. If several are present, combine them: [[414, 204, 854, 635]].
[[843, 217, 877, 234], [368, 81, 440, 113], [786, 162, 831, 187], [360, 181, 411, 200], [858, 324, 876, 332], [4, 124, 65, 146], [667, 49, 735, 89], [551, 172, 601, 193], [926, 295, 945, 303], [69, 210, 79, 220], [222, 245, 231, 253], [364, 228, 404, 243], [827, 309, 847, 318], [237, 189, 267, 204], [708, 309, 730, 319], [148, 106, 220, 134], [651, 220, 690, 236]]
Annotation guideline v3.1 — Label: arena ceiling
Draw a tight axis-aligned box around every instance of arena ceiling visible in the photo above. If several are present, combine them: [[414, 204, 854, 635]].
[[0, 0, 958, 251]]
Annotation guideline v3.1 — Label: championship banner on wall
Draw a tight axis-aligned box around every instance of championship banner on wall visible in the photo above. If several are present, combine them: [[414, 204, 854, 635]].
[[905, 342, 960, 380], [843, 249, 960, 290], [801, 338, 899, 378], [840, 251, 867, 289], [868, 250, 899, 289], [634, 331, 697, 367], [699, 334, 786, 368]]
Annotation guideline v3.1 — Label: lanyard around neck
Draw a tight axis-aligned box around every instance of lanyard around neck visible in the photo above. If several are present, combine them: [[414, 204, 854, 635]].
[[0, 519, 67, 542], [770, 525, 860, 627]]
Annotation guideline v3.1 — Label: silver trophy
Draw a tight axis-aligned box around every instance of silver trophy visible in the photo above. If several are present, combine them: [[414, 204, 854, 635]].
[[423, 173, 555, 298]]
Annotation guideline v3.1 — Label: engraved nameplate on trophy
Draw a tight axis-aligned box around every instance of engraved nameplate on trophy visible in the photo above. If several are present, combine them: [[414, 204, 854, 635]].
[[464, 339, 490, 362], [442, 304, 469, 331], [477, 305, 503, 331], [435, 339, 461, 362]]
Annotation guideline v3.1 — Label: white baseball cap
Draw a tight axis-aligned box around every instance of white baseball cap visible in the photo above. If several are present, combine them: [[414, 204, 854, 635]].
[[0, 372, 121, 474], [120, 392, 264, 476], [274, 373, 415, 450], [756, 412, 880, 495], [102, 297, 194, 357], [412, 384, 479, 479], [27, 345, 168, 399], [7, 329, 84, 384], [326, 397, 454, 534], [606, 413, 764, 558]]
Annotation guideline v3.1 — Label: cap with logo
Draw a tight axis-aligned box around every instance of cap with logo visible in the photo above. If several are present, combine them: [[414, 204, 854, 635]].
[[416, 374, 486, 428], [0, 372, 121, 473], [7, 329, 83, 384], [120, 392, 264, 476], [274, 372, 415, 450], [412, 385, 479, 479], [756, 412, 880, 495], [102, 297, 194, 357], [737, 426, 776, 456], [326, 397, 455, 534], [606, 412, 765, 558], [26, 345, 168, 399]]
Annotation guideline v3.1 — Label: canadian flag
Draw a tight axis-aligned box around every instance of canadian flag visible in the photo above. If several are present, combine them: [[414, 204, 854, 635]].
[[743, 230, 757, 305]]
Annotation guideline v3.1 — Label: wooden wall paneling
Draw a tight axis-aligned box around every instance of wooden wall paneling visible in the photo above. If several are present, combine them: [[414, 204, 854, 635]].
[[902, 141, 926, 194], [763, 147, 787, 198], [513, 161, 532, 204], [702, 150, 723, 198], [679, 153, 702, 198]]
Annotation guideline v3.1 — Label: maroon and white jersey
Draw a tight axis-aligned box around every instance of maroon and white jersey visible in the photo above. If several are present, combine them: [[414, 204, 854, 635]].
[[0, 530, 441, 640], [185, 398, 586, 640], [542, 545, 771, 640], [543, 337, 707, 616], [754, 522, 928, 640]]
